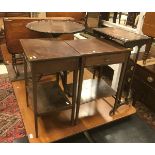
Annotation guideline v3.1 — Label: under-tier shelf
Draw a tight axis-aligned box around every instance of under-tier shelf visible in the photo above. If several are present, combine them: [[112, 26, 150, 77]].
[[67, 78, 116, 104], [27, 81, 71, 115]]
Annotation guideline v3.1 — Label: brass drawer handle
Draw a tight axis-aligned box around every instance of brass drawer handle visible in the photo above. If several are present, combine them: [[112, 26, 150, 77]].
[[147, 76, 154, 83]]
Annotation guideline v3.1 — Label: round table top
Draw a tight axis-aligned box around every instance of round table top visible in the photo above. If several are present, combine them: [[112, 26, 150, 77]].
[[26, 19, 85, 34]]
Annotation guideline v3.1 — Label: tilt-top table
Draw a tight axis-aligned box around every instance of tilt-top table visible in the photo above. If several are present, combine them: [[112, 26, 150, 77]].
[[26, 19, 85, 37]]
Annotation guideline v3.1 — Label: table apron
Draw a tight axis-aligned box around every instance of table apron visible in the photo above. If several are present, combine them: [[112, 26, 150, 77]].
[[31, 58, 79, 74], [84, 52, 129, 66]]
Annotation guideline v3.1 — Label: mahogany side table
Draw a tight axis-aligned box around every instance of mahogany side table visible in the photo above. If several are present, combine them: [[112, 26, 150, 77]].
[[20, 38, 80, 137], [66, 38, 131, 122]]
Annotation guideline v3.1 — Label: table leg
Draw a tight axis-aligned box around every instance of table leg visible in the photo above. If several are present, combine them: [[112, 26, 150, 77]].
[[32, 71, 38, 138], [60, 71, 67, 93], [71, 69, 78, 125], [126, 45, 141, 103], [75, 59, 85, 124], [24, 57, 28, 107], [110, 53, 130, 115]]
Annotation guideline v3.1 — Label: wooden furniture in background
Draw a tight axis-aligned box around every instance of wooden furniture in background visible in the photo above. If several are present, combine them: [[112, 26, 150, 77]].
[[26, 20, 85, 36], [0, 12, 31, 17], [142, 12, 155, 63], [21, 38, 80, 137], [46, 12, 86, 24], [93, 27, 150, 104], [2, 17, 76, 76], [125, 50, 155, 112], [84, 12, 102, 35]]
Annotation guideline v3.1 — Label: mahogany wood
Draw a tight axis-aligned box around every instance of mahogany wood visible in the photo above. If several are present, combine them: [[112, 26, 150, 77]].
[[142, 12, 155, 37], [21, 39, 80, 137], [12, 70, 136, 143], [26, 20, 85, 34], [3, 18, 74, 54], [142, 12, 155, 61], [65, 38, 131, 122], [46, 12, 86, 23], [93, 27, 150, 48]]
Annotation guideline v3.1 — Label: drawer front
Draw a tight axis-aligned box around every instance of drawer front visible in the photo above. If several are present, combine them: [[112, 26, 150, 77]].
[[31, 58, 79, 74], [135, 65, 155, 88], [85, 53, 127, 66]]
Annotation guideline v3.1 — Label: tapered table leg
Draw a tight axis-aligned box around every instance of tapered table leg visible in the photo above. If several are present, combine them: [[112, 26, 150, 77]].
[[75, 58, 85, 124], [110, 52, 130, 115], [24, 57, 28, 107], [32, 71, 38, 138], [71, 69, 78, 125]]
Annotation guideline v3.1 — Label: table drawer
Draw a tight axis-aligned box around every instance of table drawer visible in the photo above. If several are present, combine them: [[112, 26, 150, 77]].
[[31, 58, 79, 74], [135, 65, 155, 88], [85, 53, 127, 66]]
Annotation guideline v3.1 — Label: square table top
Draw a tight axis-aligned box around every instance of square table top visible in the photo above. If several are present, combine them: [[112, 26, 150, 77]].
[[93, 27, 150, 47], [20, 38, 80, 62], [65, 38, 130, 56]]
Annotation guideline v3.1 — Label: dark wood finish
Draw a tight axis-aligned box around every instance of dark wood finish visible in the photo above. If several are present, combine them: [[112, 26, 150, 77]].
[[125, 51, 155, 112], [27, 81, 72, 115], [131, 62, 155, 112], [12, 72, 136, 143], [66, 38, 131, 122], [93, 27, 151, 104], [3, 17, 75, 76], [126, 12, 140, 28], [20, 39, 79, 62], [21, 39, 80, 137], [93, 27, 150, 48], [66, 38, 127, 55], [142, 12, 155, 62], [0, 12, 31, 17], [3, 17, 76, 54], [46, 12, 86, 24], [26, 20, 85, 34]]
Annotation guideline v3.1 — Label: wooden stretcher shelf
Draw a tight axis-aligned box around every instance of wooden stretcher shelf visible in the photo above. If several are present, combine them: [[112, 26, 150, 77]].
[[66, 78, 116, 103], [27, 81, 72, 115], [12, 79, 136, 143]]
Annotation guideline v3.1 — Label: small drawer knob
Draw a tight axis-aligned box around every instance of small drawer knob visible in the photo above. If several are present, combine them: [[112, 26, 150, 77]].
[[147, 76, 154, 83]]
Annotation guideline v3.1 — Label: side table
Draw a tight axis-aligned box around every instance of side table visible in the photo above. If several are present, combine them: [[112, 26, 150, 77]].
[[20, 38, 80, 137], [66, 38, 131, 122]]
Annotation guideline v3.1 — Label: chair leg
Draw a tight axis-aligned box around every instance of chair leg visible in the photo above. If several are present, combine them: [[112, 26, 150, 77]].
[[12, 54, 19, 77]]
